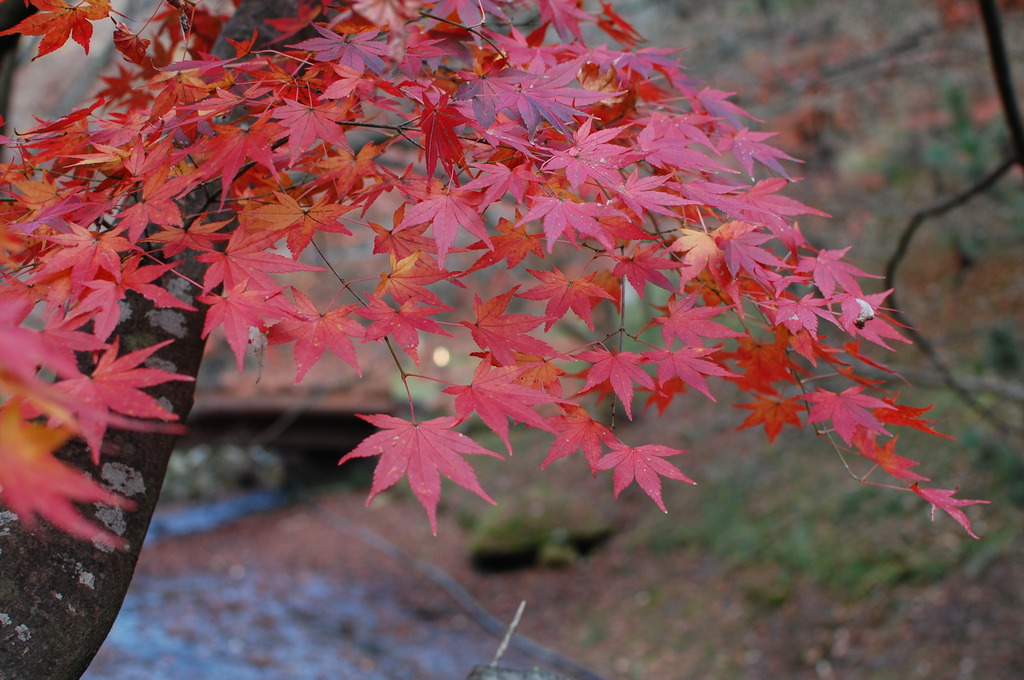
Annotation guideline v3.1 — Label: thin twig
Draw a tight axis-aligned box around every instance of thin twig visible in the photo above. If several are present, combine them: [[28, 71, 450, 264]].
[[490, 601, 527, 667], [881, 2, 1024, 436], [883, 156, 1022, 438]]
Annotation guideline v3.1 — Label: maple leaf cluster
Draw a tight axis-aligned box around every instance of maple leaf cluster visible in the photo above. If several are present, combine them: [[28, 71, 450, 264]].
[[0, 0, 986, 539]]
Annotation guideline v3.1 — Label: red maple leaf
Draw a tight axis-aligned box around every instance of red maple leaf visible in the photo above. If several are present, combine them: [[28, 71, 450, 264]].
[[358, 294, 452, 364], [654, 291, 743, 347], [594, 440, 694, 512], [199, 285, 297, 372], [643, 346, 734, 401], [339, 414, 503, 533], [243, 192, 354, 258], [116, 172, 194, 243], [197, 122, 282, 201], [719, 127, 798, 179], [594, 0, 643, 44], [395, 187, 488, 263], [462, 162, 539, 206], [737, 177, 829, 235], [72, 256, 195, 340], [54, 339, 192, 459], [537, 0, 590, 42], [575, 348, 654, 420], [443, 361, 562, 452], [736, 394, 805, 443], [465, 217, 545, 273], [613, 242, 683, 298], [542, 404, 615, 471], [874, 396, 953, 439], [910, 483, 989, 539], [295, 24, 389, 74], [460, 289, 557, 366], [267, 288, 364, 382], [112, 21, 150, 65], [0, 402, 133, 547], [766, 293, 839, 337], [543, 118, 633, 191], [144, 219, 231, 257], [0, 0, 111, 59], [418, 89, 468, 177], [517, 267, 615, 331], [801, 385, 893, 445], [795, 247, 877, 298], [488, 56, 610, 136], [853, 430, 929, 483], [518, 193, 623, 252], [271, 99, 353, 166], [613, 170, 696, 219], [197, 227, 321, 294], [32, 223, 133, 297], [722, 330, 798, 394]]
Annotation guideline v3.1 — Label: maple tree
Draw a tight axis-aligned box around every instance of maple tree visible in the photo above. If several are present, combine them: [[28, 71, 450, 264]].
[[0, 0, 989, 551]]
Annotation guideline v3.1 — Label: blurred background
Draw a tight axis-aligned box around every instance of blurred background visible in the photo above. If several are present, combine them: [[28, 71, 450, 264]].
[[8, 0, 1023, 678]]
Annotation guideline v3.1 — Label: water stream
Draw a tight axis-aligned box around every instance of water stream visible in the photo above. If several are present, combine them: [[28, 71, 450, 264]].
[[83, 492, 517, 679]]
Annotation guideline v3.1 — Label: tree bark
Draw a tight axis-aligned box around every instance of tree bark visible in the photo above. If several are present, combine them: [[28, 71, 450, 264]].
[[0, 1, 301, 677], [0, 0, 36, 138], [0, 252, 211, 680]]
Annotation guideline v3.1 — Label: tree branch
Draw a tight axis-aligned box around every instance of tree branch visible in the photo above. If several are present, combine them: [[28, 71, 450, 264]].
[[878, 1, 1024, 439], [978, 0, 1024, 171]]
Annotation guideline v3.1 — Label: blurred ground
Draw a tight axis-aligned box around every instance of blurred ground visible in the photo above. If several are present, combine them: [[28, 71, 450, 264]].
[[10, 0, 1024, 679], [82, 435, 1024, 680]]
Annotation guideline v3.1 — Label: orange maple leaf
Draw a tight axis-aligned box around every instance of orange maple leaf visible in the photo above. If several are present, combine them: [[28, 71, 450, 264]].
[[0, 0, 111, 59], [0, 401, 132, 547], [243, 192, 354, 258], [736, 394, 805, 443]]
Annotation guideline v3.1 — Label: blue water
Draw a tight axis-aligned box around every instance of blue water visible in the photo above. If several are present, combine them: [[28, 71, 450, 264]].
[[82, 493, 522, 679]]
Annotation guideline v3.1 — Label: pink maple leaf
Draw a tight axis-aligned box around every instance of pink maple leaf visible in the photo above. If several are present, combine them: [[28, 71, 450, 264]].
[[395, 187, 488, 264], [339, 414, 503, 533], [460, 289, 557, 366], [575, 348, 654, 420], [443, 361, 561, 453], [543, 118, 634, 191], [654, 291, 743, 347], [801, 386, 894, 445], [542, 404, 615, 471], [796, 247, 878, 298], [517, 267, 615, 331], [267, 287, 364, 382], [594, 440, 694, 512], [911, 483, 989, 539], [643, 346, 735, 401]]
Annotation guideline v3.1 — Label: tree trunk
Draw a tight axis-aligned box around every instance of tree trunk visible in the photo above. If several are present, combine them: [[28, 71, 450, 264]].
[[0, 1, 302, 676], [0, 255, 211, 680]]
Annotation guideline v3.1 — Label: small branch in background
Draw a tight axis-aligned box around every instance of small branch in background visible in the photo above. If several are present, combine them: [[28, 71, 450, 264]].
[[859, 364, 1024, 404], [883, 156, 1023, 439], [978, 0, 1024, 173], [884, 156, 1015, 296], [879, 0, 1024, 439]]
